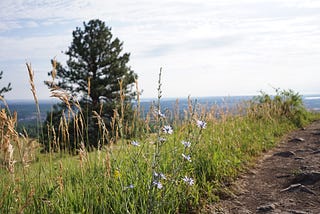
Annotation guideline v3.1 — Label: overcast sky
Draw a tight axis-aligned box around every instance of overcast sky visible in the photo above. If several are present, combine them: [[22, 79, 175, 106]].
[[0, 0, 319, 100]]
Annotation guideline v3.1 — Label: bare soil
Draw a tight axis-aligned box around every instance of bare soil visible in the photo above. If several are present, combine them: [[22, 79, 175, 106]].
[[206, 120, 320, 214]]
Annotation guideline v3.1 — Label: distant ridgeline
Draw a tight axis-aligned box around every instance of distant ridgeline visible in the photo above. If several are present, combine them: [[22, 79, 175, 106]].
[[1, 95, 319, 126], [135, 96, 253, 118], [136, 95, 320, 116]]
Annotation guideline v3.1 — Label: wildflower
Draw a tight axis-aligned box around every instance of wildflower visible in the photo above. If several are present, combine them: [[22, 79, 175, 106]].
[[182, 153, 192, 162], [152, 181, 163, 189], [156, 110, 166, 118], [154, 172, 166, 180], [114, 169, 121, 178], [125, 184, 134, 189], [162, 125, 173, 134], [131, 141, 140, 147], [123, 184, 134, 191], [159, 173, 167, 180], [181, 140, 191, 148], [196, 120, 207, 129], [158, 137, 166, 143], [182, 176, 195, 186]]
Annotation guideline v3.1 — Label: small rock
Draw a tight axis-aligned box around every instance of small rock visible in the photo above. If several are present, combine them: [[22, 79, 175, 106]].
[[274, 151, 295, 157], [289, 138, 305, 143], [256, 203, 276, 212]]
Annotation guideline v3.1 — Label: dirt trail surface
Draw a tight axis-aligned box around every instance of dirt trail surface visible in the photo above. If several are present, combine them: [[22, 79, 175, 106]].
[[209, 120, 320, 214]]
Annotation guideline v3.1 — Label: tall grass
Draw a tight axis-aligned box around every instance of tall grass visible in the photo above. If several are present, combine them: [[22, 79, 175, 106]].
[[0, 63, 319, 213]]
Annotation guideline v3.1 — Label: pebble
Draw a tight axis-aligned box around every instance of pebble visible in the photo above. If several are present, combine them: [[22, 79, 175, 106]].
[[256, 203, 276, 213], [289, 137, 305, 143], [274, 151, 295, 157]]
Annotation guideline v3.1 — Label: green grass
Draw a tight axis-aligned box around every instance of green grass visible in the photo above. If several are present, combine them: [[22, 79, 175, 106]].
[[1, 72, 319, 214], [1, 102, 319, 213]]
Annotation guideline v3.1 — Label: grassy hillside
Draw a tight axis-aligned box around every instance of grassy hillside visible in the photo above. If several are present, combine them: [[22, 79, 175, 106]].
[[0, 73, 319, 213]]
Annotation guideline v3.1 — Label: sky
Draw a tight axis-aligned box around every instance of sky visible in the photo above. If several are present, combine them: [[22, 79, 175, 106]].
[[0, 0, 319, 100]]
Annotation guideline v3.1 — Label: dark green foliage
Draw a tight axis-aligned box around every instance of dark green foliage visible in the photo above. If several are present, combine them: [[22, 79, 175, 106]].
[[47, 19, 137, 108], [0, 71, 12, 97], [43, 19, 137, 150]]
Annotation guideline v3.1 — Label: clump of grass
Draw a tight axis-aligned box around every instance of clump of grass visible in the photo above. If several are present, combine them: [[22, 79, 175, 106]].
[[0, 108, 18, 176]]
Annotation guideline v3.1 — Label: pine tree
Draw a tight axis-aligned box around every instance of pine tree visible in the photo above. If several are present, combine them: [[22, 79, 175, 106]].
[[0, 71, 12, 97], [44, 19, 137, 149]]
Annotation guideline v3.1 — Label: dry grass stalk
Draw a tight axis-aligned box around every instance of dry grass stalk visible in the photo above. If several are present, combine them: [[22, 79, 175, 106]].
[[93, 109, 112, 178], [0, 96, 11, 115], [0, 109, 18, 175], [57, 160, 64, 193], [73, 114, 84, 149], [118, 79, 125, 137], [173, 99, 180, 125], [17, 187, 35, 214], [144, 112, 151, 134], [78, 142, 88, 171], [58, 113, 70, 151], [51, 58, 57, 81], [26, 63, 39, 107], [19, 130, 38, 167], [111, 110, 119, 143], [93, 111, 109, 145], [48, 124, 58, 152], [135, 78, 141, 117], [104, 149, 111, 178], [46, 60, 74, 116], [50, 89, 73, 113], [6, 142, 15, 174]]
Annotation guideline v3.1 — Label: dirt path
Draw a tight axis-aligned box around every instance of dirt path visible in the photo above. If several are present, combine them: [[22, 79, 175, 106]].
[[208, 120, 320, 214]]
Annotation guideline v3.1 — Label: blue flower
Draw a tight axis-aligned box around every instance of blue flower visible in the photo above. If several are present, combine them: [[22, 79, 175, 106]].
[[156, 110, 166, 118], [181, 141, 191, 148], [131, 141, 140, 147], [162, 125, 173, 134], [154, 172, 166, 180], [182, 154, 192, 162], [182, 176, 194, 186], [152, 181, 163, 189], [196, 120, 207, 129], [124, 184, 134, 190], [158, 137, 166, 143]]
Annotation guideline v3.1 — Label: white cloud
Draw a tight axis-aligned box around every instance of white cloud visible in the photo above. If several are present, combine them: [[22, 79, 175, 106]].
[[0, 35, 69, 60]]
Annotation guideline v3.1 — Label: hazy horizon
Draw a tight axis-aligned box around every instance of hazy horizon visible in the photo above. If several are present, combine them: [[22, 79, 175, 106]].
[[3, 93, 320, 104]]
